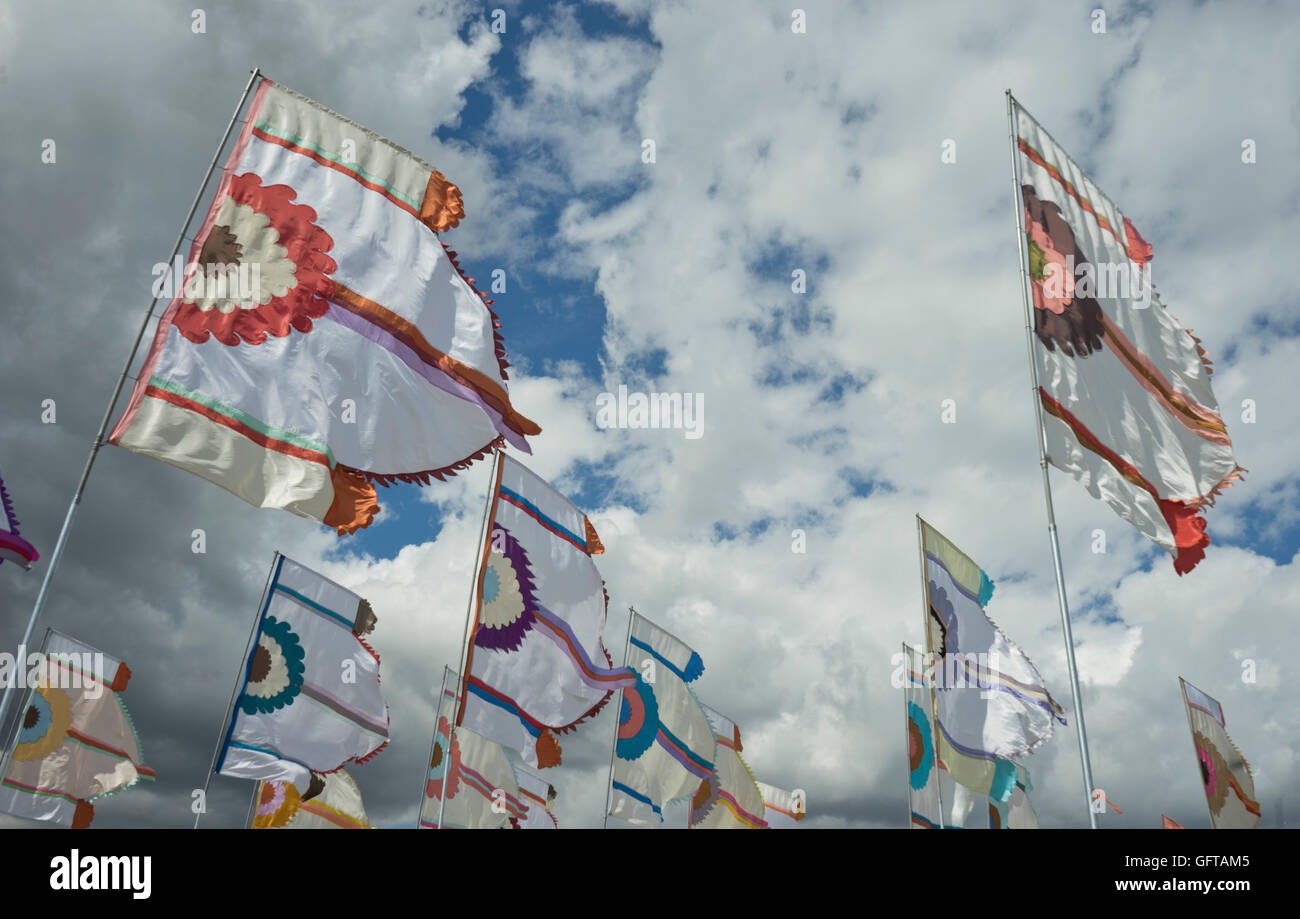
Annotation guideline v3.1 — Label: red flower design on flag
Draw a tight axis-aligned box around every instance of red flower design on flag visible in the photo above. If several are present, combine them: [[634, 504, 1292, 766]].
[[172, 172, 337, 346]]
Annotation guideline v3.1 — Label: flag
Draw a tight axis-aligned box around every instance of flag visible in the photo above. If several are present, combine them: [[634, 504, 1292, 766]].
[[920, 518, 1065, 795], [988, 762, 1038, 829], [0, 468, 38, 570], [1013, 99, 1243, 574], [457, 453, 635, 767], [514, 764, 558, 829], [252, 769, 370, 829], [756, 781, 805, 829], [1162, 815, 1185, 829], [607, 612, 716, 826], [690, 706, 768, 829], [109, 78, 539, 535], [1180, 679, 1260, 829], [903, 642, 942, 829], [217, 555, 389, 794], [419, 680, 525, 829], [0, 631, 155, 827]]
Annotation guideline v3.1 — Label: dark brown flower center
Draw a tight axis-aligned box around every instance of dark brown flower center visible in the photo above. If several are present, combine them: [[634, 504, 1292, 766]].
[[249, 645, 272, 683], [23, 705, 40, 730], [200, 225, 244, 267]]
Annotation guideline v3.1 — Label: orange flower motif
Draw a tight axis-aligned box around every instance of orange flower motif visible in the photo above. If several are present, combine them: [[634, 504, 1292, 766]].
[[171, 172, 337, 347]]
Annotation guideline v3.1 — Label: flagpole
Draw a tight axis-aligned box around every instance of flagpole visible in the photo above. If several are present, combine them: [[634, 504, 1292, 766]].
[[1006, 89, 1098, 829], [901, 641, 912, 828], [0, 68, 264, 750], [602, 606, 637, 829], [428, 665, 451, 829], [244, 783, 262, 829], [193, 550, 279, 829], [914, 517, 946, 828], [1177, 676, 1214, 828], [441, 447, 503, 826]]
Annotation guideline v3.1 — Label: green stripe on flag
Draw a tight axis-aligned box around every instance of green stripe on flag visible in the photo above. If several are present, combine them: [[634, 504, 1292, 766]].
[[254, 121, 422, 210], [148, 376, 336, 467]]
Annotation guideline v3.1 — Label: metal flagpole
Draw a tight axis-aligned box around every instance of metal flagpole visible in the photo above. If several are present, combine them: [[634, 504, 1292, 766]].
[[244, 783, 262, 830], [193, 550, 279, 829], [428, 665, 452, 829], [440, 448, 503, 827], [914, 517, 945, 828], [0, 68, 264, 749], [602, 606, 637, 829], [0, 628, 52, 789], [1006, 89, 1098, 829], [901, 641, 913, 828]]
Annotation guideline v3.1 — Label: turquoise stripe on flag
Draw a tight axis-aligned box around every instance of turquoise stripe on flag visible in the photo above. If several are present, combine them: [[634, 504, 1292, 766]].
[[274, 584, 354, 629]]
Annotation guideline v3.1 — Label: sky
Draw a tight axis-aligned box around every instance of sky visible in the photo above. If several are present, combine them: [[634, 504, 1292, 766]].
[[0, 0, 1297, 830]]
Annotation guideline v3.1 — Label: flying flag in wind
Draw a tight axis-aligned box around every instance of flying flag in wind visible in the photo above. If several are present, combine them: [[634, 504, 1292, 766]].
[[514, 764, 559, 829], [607, 612, 716, 826], [457, 454, 635, 767], [1013, 99, 1243, 574], [419, 680, 525, 829], [690, 706, 768, 830], [109, 78, 539, 535], [216, 555, 389, 795], [919, 519, 1065, 796], [0, 468, 38, 570], [251, 769, 370, 829], [0, 631, 154, 827], [756, 781, 805, 829], [988, 762, 1038, 829], [1180, 679, 1260, 829]]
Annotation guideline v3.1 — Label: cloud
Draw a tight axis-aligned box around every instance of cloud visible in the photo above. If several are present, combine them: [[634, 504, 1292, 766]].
[[2, 0, 1296, 831]]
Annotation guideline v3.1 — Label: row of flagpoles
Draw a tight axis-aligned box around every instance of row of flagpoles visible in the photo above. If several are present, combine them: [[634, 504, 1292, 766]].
[[0, 71, 1255, 828]]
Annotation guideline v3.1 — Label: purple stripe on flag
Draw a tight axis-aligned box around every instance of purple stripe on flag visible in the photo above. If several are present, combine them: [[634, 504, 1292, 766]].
[[300, 682, 389, 737], [655, 731, 713, 778], [532, 604, 638, 690], [322, 305, 529, 453], [937, 718, 998, 761]]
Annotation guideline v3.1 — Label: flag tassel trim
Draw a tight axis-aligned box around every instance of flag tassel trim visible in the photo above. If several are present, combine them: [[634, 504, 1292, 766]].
[[441, 243, 515, 383], [341, 436, 504, 489]]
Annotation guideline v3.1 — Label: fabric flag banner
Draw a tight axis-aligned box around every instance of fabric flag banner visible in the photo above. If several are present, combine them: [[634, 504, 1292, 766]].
[[1181, 679, 1260, 829], [514, 764, 558, 829], [109, 78, 539, 535], [756, 781, 804, 829], [903, 642, 942, 829], [419, 680, 525, 829], [0, 632, 155, 827], [217, 555, 389, 794], [1162, 815, 1185, 829], [690, 706, 768, 829], [988, 762, 1038, 829], [252, 769, 370, 829], [0, 468, 39, 570], [1014, 99, 1243, 574], [608, 612, 716, 826], [458, 454, 635, 767], [920, 519, 1065, 797]]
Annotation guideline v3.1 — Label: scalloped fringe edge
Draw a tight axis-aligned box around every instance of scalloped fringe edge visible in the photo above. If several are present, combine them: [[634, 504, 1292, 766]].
[[442, 243, 514, 383], [342, 436, 504, 488]]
